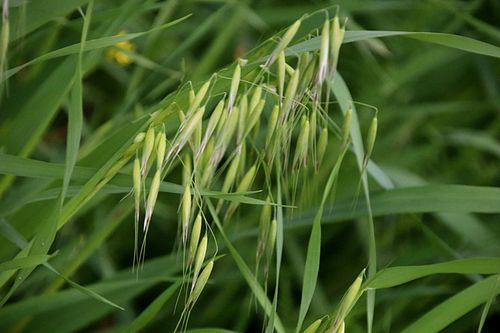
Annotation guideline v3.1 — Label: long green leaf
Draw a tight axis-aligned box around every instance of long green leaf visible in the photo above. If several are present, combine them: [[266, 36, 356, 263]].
[[0, 255, 50, 271], [2, 15, 191, 81], [402, 275, 500, 333], [62, 0, 93, 207], [364, 258, 500, 290], [296, 144, 349, 332], [288, 30, 500, 58]]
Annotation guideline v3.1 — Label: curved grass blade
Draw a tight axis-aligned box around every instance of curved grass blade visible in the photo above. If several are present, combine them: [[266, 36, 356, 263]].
[[330, 72, 377, 333], [2, 14, 191, 82], [61, 0, 94, 207], [296, 143, 349, 332], [364, 258, 500, 290], [289, 185, 500, 227], [0, 255, 50, 271], [288, 30, 500, 58], [402, 275, 500, 333]]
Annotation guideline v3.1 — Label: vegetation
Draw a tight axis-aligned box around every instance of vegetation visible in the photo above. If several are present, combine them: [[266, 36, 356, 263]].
[[0, 1, 499, 332]]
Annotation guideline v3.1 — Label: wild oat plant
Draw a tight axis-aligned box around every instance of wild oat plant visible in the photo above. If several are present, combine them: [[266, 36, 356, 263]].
[[0, 2, 499, 333]]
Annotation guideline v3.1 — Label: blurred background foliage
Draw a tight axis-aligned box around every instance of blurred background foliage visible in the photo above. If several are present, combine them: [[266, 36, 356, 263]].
[[0, 0, 499, 332]]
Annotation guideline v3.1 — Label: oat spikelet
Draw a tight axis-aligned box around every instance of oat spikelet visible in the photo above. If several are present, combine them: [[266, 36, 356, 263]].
[[141, 127, 156, 175], [293, 116, 310, 169], [181, 184, 192, 245], [156, 130, 166, 170], [189, 259, 214, 305], [188, 214, 202, 267], [191, 234, 208, 291], [228, 63, 241, 113], [363, 113, 378, 169], [144, 169, 161, 231], [265, 19, 301, 68], [302, 319, 322, 333], [197, 99, 224, 160], [341, 108, 353, 146], [317, 127, 328, 168], [317, 20, 330, 84]]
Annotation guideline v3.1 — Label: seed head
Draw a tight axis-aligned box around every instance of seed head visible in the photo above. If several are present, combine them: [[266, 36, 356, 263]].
[[302, 319, 322, 333], [141, 127, 156, 174], [265, 19, 301, 68], [228, 63, 241, 113], [364, 113, 378, 168], [189, 259, 214, 305], [144, 170, 161, 231], [318, 20, 330, 84], [182, 184, 192, 244], [293, 116, 310, 169], [266, 105, 280, 149], [278, 51, 286, 102], [341, 108, 352, 146], [188, 214, 202, 267], [192, 234, 208, 290], [317, 127, 328, 167], [156, 130, 166, 170], [250, 86, 262, 113]]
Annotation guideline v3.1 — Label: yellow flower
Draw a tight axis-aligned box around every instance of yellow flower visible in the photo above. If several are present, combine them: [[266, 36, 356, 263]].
[[106, 31, 135, 66]]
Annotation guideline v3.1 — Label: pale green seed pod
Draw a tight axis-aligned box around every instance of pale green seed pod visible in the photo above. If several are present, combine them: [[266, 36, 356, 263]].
[[278, 50, 286, 102], [293, 117, 310, 169], [178, 110, 186, 123], [330, 15, 346, 72], [338, 321, 345, 333], [188, 214, 202, 267], [190, 259, 214, 304], [257, 197, 272, 258], [364, 114, 378, 166], [172, 107, 205, 160], [250, 86, 262, 113], [134, 132, 145, 144], [221, 153, 241, 194], [156, 130, 166, 170], [266, 219, 277, 260], [225, 163, 257, 218], [198, 99, 225, 159], [190, 79, 211, 114], [182, 184, 192, 244], [337, 269, 365, 321], [245, 99, 265, 137], [310, 110, 317, 151], [144, 170, 161, 231], [192, 234, 208, 289], [302, 319, 322, 333], [317, 127, 328, 167], [266, 105, 280, 148], [212, 106, 239, 165], [236, 164, 256, 193], [183, 154, 192, 187], [237, 94, 248, 144], [318, 19, 330, 84], [341, 108, 353, 145], [188, 87, 196, 107], [228, 63, 241, 113], [141, 127, 156, 174], [265, 19, 301, 68], [282, 68, 300, 120]]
